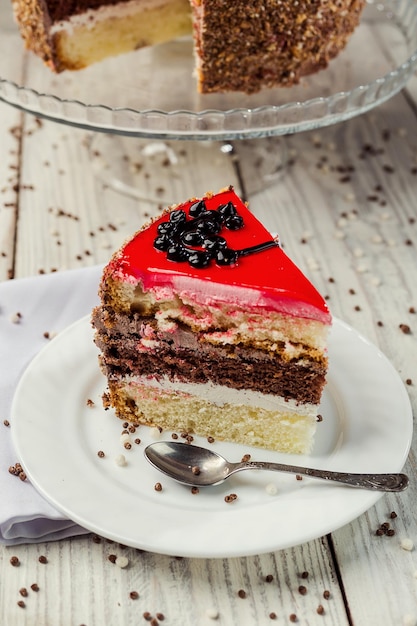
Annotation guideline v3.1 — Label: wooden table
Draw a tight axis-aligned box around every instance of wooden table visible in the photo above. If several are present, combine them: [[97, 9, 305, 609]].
[[1, 51, 417, 626]]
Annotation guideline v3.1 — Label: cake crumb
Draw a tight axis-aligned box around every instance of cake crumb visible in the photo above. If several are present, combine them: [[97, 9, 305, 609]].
[[400, 538, 414, 551], [86, 398, 95, 407], [102, 392, 111, 409]]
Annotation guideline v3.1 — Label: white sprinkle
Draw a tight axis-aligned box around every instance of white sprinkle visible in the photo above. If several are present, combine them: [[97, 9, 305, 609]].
[[353, 247, 364, 258], [115, 454, 127, 467], [398, 127, 407, 137], [205, 608, 219, 620], [149, 426, 162, 439], [369, 276, 382, 287], [120, 433, 131, 445], [387, 238, 397, 247], [403, 614, 417, 626], [371, 234, 383, 244], [307, 258, 320, 271], [344, 192, 355, 202], [9, 312, 22, 324], [380, 211, 391, 221], [265, 483, 278, 496], [48, 330, 58, 339], [337, 218, 348, 228], [115, 556, 129, 568], [356, 263, 368, 274], [348, 211, 358, 221], [401, 538, 414, 551], [334, 230, 346, 240]]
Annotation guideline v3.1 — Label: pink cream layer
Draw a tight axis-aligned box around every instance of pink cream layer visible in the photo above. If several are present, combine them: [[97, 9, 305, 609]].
[[106, 188, 331, 324]]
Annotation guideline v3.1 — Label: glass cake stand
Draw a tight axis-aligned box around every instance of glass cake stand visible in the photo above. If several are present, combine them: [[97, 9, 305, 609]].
[[1, 0, 416, 198]]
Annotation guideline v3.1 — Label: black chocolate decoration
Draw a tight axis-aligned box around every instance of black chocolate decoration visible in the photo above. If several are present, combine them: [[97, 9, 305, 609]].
[[153, 200, 278, 267]]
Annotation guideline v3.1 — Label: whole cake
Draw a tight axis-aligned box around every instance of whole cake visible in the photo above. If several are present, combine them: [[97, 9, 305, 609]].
[[92, 187, 332, 454], [12, 0, 365, 93]]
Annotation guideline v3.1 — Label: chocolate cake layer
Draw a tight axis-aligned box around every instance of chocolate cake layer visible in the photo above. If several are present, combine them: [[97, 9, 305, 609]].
[[41, 0, 132, 22], [92, 307, 327, 404]]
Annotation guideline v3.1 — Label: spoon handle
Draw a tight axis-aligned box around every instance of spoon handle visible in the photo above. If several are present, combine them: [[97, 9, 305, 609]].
[[232, 461, 409, 492]]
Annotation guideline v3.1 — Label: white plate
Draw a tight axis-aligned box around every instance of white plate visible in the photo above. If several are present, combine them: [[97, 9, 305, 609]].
[[11, 316, 412, 558]]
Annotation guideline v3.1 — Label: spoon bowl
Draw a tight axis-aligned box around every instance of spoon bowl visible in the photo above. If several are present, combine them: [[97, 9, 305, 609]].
[[144, 441, 409, 492]]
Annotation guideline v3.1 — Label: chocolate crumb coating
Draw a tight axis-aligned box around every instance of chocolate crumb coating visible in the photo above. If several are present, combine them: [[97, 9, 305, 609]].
[[193, 0, 366, 93]]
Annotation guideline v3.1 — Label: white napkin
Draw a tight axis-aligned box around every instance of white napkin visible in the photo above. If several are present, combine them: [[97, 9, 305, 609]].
[[0, 265, 103, 544]]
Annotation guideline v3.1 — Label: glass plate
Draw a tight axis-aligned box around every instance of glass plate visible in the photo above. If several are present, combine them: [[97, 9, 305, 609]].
[[1, 0, 416, 139]]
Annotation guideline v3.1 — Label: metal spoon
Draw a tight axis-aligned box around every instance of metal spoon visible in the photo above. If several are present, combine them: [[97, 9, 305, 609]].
[[144, 441, 409, 492]]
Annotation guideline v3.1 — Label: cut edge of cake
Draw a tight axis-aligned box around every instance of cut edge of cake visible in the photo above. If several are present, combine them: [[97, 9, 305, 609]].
[[12, 0, 192, 72]]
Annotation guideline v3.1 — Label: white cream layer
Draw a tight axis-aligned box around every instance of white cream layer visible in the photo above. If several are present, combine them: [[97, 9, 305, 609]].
[[122, 374, 318, 415], [50, 0, 171, 35]]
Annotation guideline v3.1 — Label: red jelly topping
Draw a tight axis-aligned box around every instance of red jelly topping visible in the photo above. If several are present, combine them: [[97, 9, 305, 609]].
[[111, 188, 331, 322]]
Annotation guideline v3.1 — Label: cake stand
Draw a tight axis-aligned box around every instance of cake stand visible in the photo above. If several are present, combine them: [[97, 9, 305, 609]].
[[1, 0, 416, 199]]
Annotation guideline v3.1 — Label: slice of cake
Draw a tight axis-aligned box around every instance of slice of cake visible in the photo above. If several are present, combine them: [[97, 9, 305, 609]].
[[190, 0, 366, 93], [92, 187, 332, 454], [12, 0, 192, 72]]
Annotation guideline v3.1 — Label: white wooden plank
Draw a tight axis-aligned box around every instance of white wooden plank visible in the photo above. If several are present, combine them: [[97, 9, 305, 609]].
[[0, 535, 350, 626], [244, 90, 417, 626], [13, 121, 240, 278]]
